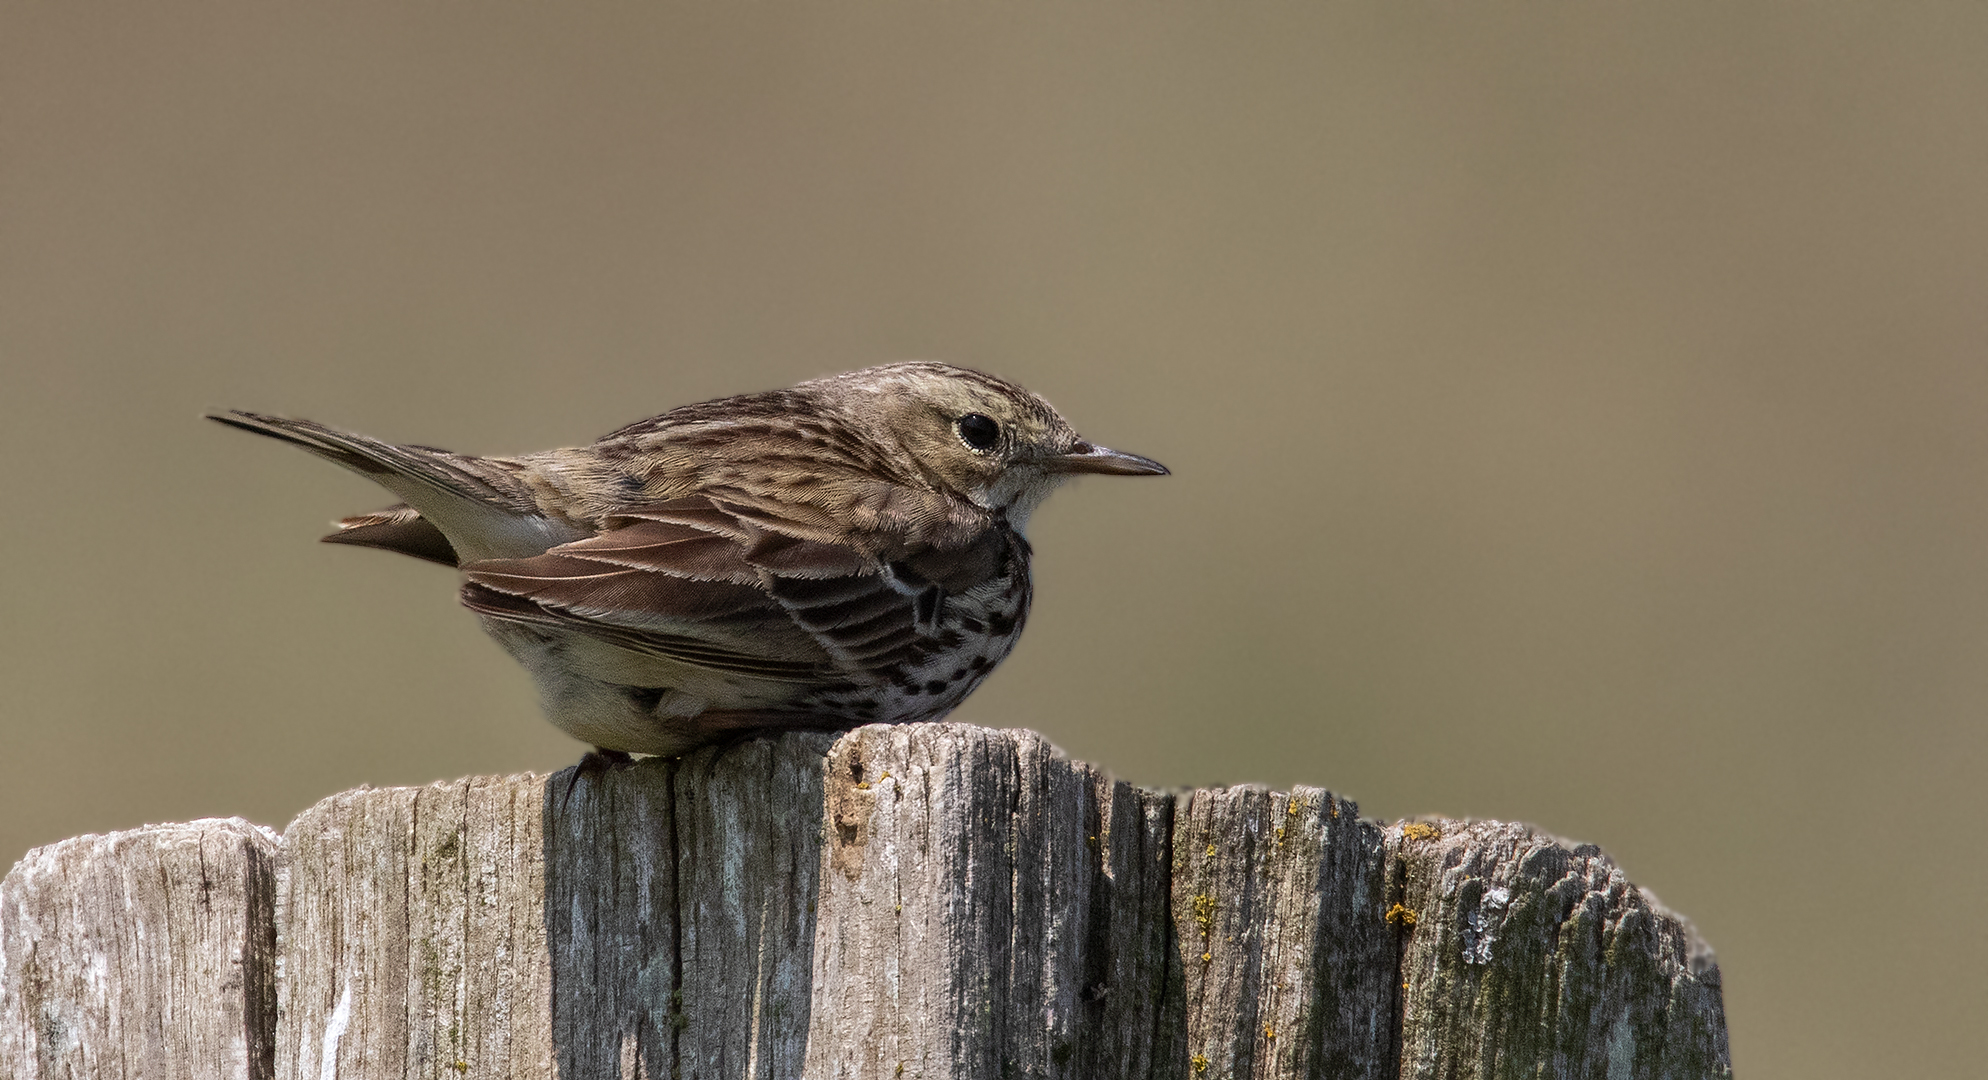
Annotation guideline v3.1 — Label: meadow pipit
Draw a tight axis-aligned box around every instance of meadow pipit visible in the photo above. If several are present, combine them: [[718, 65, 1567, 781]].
[[211, 363, 1166, 756]]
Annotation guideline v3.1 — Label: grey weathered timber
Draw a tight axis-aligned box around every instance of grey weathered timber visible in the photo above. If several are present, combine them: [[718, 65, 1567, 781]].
[[1170, 785, 1395, 1078], [277, 773, 553, 1079], [0, 723, 1732, 1079], [1386, 820, 1731, 1080], [278, 735, 834, 1080], [0, 818, 279, 1080], [542, 756, 673, 1077], [805, 724, 1186, 1080]]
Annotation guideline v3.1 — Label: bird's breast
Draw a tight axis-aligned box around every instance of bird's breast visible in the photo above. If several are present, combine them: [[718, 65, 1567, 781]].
[[806, 550, 1033, 726]]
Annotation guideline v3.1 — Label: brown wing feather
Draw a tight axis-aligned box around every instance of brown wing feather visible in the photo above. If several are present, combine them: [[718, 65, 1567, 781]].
[[606, 498, 757, 538], [458, 582, 822, 681], [467, 550, 772, 623], [460, 493, 1011, 683], [548, 522, 764, 585], [741, 529, 874, 578]]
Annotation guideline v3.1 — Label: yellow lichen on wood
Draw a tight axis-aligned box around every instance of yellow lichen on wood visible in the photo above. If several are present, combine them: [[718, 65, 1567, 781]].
[[1193, 893, 1216, 933]]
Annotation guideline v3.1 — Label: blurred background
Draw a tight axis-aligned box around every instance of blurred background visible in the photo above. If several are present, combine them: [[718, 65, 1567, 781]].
[[3, 2, 1983, 1074]]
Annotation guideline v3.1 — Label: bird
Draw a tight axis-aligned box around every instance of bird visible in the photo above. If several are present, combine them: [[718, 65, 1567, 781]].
[[209, 362, 1167, 759]]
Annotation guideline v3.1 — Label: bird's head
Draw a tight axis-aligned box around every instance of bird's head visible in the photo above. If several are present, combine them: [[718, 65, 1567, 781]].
[[816, 362, 1168, 530]]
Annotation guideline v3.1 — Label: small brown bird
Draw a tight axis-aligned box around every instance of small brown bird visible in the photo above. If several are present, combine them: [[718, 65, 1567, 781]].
[[210, 363, 1166, 757]]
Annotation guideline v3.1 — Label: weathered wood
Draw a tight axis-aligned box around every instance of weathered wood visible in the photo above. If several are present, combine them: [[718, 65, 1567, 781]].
[[540, 758, 675, 1077], [1386, 820, 1731, 1080], [276, 773, 552, 1080], [657, 732, 830, 1078], [806, 724, 1187, 1079], [1, 723, 1732, 1079], [0, 818, 279, 1080], [1170, 784, 1395, 1079], [275, 736, 833, 1079]]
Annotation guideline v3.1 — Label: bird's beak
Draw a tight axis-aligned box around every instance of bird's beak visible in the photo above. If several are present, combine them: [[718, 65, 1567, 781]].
[[1044, 442, 1170, 476]]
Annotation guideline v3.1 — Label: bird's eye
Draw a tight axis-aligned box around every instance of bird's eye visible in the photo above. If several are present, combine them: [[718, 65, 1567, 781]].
[[956, 413, 1000, 452]]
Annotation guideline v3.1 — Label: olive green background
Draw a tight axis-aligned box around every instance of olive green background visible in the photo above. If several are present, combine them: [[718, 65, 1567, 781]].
[[4, 3, 1984, 1074]]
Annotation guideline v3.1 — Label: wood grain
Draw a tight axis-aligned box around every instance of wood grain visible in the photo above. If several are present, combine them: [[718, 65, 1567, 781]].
[[1171, 784, 1396, 1079], [1386, 819, 1731, 1080], [1, 818, 279, 1080], [276, 773, 552, 1080], [1, 725, 1732, 1079]]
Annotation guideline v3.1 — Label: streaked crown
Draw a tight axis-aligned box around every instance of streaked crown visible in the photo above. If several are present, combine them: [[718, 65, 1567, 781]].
[[805, 363, 1166, 527]]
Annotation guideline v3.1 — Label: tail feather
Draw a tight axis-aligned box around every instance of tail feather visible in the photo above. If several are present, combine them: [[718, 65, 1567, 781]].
[[208, 410, 578, 562], [206, 410, 526, 509], [322, 504, 460, 567]]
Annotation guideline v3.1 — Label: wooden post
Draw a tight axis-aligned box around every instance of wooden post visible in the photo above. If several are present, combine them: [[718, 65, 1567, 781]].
[[0, 818, 279, 1079], [1, 723, 1730, 1079]]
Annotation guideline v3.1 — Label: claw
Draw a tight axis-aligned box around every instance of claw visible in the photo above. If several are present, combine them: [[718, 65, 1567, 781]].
[[560, 747, 634, 816]]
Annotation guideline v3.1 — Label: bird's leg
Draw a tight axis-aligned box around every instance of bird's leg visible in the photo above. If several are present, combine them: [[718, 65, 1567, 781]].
[[561, 746, 635, 816]]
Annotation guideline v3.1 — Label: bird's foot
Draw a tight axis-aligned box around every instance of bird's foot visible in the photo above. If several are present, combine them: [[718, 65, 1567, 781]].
[[560, 746, 635, 815]]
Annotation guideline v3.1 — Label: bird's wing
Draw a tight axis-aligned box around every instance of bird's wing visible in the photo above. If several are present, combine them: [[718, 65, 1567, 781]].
[[459, 494, 972, 682]]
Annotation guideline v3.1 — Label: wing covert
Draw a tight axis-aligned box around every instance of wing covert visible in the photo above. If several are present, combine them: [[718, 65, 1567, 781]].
[[459, 492, 1016, 685]]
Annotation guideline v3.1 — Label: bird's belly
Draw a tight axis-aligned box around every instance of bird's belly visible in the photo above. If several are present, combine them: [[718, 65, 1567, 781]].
[[475, 616, 810, 754]]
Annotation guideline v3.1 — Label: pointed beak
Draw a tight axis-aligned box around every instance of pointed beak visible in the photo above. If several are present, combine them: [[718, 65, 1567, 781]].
[[1043, 441, 1170, 476]]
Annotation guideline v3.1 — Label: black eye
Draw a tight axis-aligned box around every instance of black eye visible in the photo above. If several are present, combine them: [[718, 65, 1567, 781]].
[[956, 413, 1000, 451]]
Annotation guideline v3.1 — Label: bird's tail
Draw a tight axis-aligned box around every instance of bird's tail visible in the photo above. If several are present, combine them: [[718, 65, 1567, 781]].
[[208, 411, 521, 503], [207, 410, 557, 563]]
